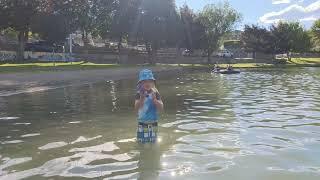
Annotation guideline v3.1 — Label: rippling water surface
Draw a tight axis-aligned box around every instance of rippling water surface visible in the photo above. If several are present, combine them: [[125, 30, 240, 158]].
[[0, 68, 320, 180]]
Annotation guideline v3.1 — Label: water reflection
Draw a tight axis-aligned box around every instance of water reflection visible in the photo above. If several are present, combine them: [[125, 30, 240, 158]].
[[137, 144, 161, 179], [0, 68, 320, 179], [108, 80, 119, 112], [1, 140, 139, 179]]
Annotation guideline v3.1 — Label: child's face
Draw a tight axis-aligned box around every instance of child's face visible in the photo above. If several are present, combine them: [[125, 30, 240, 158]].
[[142, 80, 154, 91]]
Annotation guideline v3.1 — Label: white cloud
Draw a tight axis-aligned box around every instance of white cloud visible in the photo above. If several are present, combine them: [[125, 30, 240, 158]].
[[260, 1, 320, 24], [272, 0, 305, 4], [300, 16, 317, 21], [272, 0, 291, 5]]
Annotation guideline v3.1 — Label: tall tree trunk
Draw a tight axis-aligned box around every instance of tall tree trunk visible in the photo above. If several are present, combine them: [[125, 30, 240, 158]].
[[17, 30, 27, 62], [185, 25, 193, 50], [82, 30, 85, 45], [271, 53, 275, 62], [82, 29, 89, 47], [176, 42, 181, 57], [207, 48, 211, 64], [117, 34, 123, 64], [181, 15, 193, 50], [145, 41, 152, 64], [176, 42, 181, 65], [287, 52, 291, 62], [24, 30, 29, 43], [118, 34, 122, 54], [151, 41, 158, 65]]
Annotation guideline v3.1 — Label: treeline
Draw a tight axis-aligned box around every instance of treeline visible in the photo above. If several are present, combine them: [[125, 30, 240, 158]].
[[241, 20, 320, 61], [0, 0, 319, 63], [0, 0, 240, 63]]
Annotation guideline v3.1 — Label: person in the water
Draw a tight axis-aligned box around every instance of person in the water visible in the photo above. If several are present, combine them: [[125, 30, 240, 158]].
[[135, 69, 164, 143]]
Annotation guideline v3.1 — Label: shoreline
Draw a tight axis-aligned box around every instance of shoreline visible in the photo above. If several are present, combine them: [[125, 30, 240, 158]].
[[0, 66, 183, 97], [1, 57, 319, 97], [1, 57, 320, 73]]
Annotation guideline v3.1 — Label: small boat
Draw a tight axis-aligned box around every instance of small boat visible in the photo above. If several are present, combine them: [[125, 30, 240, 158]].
[[212, 69, 240, 74]]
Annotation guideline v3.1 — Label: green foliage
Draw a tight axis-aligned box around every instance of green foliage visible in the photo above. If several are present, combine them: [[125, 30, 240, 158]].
[[31, 13, 69, 44], [311, 19, 320, 40], [1, 27, 18, 39], [52, 0, 115, 41], [0, 0, 241, 64], [271, 21, 311, 60], [311, 19, 320, 49], [52, 0, 90, 33], [110, 0, 140, 39], [180, 4, 206, 51], [180, 4, 195, 50], [0, 0, 45, 31], [137, 0, 180, 63], [139, 0, 178, 41], [241, 22, 312, 60], [90, 0, 115, 39], [0, 0, 47, 60], [241, 25, 275, 54], [197, 2, 241, 62]]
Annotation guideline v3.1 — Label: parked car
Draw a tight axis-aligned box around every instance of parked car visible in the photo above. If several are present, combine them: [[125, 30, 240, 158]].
[[216, 49, 233, 58], [275, 54, 288, 59], [182, 49, 192, 56], [136, 45, 146, 51], [25, 41, 63, 53]]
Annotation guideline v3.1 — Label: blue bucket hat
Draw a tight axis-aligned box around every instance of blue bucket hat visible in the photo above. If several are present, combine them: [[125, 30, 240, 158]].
[[138, 69, 156, 83]]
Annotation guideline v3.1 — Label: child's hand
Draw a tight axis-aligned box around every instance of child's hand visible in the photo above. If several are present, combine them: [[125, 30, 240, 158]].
[[135, 91, 145, 111], [139, 92, 145, 101], [152, 92, 159, 104], [152, 92, 157, 101], [151, 91, 163, 111]]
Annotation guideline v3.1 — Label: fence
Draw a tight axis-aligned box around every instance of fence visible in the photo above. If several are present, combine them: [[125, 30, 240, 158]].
[[0, 51, 75, 62]]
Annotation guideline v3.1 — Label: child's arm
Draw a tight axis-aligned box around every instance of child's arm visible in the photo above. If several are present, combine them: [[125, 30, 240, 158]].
[[134, 93, 145, 111], [152, 92, 164, 111]]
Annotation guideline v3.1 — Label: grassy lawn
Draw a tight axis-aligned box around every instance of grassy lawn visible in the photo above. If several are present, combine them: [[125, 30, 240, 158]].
[[290, 58, 320, 65], [161, 63, 273, 68], [165, 57, 320, 68], [0, 61, 180, 73], [214, 63, 273, 68], [0, 61, 127, 73], [0, 61, 120, 68], [1, 58, 319, 73]]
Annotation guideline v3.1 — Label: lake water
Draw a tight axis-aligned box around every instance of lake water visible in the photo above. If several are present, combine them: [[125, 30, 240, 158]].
[[0, 68, 320, 180]]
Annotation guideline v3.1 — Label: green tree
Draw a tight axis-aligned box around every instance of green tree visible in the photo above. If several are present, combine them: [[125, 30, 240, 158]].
[[111, 0, 141, 52], [138, 0, 180, 64], [53, 0, 92, 45], [197, 2, 241, 63], [180, 4, 195, 51], [89, 0, 115, 39], [271, 22, 311, 61], [49, 0, 116, 47], [0, 0, 46, 61], [311, 19, 320, 49], [241, 25, 276, 58], [191, 19, 207, 51], [52, 0, 111, 46], [31, 13, 69, 44], [0, 27, 18, 40], [179, 4, 206, 52]]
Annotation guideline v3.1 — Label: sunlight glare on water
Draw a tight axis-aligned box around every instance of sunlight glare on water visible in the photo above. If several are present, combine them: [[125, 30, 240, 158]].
[[0, 68, 320, 179]]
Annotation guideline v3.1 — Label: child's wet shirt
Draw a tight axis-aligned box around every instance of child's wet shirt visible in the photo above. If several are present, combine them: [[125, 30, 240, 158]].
[[135, 91, 161, 122]]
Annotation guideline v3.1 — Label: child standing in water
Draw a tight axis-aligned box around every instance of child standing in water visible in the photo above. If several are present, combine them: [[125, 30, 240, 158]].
[[135, 69, 164, 143]]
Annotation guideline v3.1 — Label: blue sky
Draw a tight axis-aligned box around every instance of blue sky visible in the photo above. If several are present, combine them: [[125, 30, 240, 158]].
[[176, 0, 320, 29]]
